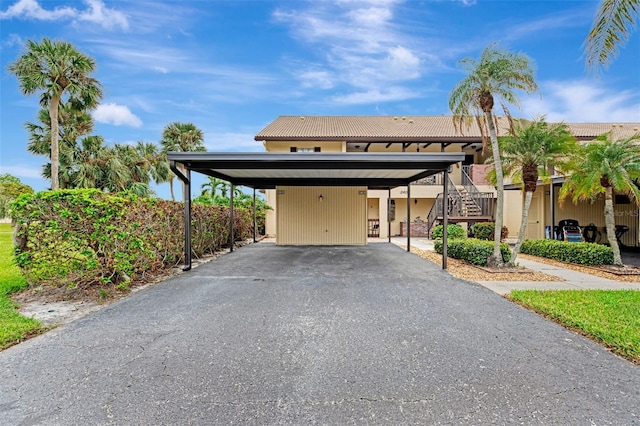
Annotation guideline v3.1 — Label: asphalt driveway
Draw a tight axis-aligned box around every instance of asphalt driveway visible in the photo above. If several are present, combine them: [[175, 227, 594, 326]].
[[1, 243, 638, 425]]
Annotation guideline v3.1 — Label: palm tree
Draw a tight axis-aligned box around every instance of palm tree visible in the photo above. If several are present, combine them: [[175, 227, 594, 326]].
[[559, 133, 640, 265], [8, 38, 102, 189], [160, 122, 206, 200], [449, 43, 538, 267], [585, 0, 639, 72], [26, 101, 95, 188], [201, 176, 230, 205], [123, 141, 170, 187], [73, 136, 128, 192], [494, 118, 576, 266]]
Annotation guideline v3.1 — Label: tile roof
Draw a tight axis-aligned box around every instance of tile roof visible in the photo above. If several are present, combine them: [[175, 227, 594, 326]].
[[254, 115, 640, 141]]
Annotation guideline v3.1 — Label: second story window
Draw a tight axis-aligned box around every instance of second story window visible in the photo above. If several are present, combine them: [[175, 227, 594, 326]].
[[291, 147, 321, 152]]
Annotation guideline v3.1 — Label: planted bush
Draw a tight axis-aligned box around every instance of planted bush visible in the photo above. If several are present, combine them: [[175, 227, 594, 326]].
[[471, 222, 509, 241], [11, 189, 253, 288], [431, 224, 467, 240], [520, 239, 613, 266], [434, 238, 511, 266]]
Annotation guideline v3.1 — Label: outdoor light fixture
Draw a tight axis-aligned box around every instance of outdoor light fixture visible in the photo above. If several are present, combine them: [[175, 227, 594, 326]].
[[319, 194, 324, 202], [414, 199, 418, 205]]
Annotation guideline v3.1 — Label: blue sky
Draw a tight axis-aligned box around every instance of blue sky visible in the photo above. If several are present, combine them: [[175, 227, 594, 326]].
[[1, 0, 639, 199]]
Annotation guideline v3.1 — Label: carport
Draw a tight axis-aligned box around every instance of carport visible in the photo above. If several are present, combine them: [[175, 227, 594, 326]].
[[167, 152, 465, 270]]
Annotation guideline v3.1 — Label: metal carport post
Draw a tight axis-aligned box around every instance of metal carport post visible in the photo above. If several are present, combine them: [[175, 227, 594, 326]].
[[169, 161, 192, 271]]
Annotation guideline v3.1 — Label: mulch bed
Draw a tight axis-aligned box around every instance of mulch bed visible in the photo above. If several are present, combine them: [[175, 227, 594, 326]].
[[589, 264, 640, 276], [518, 254, 640, 283]]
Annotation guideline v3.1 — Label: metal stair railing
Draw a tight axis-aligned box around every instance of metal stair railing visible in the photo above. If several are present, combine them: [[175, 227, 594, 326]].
[[460, 165, 494, 218], [425, 175, 464, 237], [425, 193, 443, 238]]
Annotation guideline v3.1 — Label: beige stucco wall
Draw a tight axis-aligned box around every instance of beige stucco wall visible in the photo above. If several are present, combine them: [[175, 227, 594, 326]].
[[264, 141, 346, 152], [501, 185, 640, 245], [503, 191, 524, 238], [276, 186, 367, 245], [264, 189, 277, 237], [553, 186, 639, 246]]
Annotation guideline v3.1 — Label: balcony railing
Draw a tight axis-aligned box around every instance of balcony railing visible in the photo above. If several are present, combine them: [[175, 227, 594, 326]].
[[411, 174, 444, 186]]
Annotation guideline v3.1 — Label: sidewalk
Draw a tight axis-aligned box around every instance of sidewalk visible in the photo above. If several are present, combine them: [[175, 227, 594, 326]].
[[389, 237, 640, 295]]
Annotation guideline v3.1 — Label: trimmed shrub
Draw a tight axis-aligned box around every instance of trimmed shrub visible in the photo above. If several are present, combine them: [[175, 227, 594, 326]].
[[434, 238, 511, 266], [520, 239, 613, 265], [11, 189, 253, 288], [431, 224, 467, 240], [471, 222, 509, 241]]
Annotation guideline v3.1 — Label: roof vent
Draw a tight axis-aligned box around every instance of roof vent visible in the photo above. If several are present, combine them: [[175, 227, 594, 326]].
[[393, 116, 398, 120], [408, 119, 414, 124], [402, 116, 407, 120], [300, 116, 305, 120]]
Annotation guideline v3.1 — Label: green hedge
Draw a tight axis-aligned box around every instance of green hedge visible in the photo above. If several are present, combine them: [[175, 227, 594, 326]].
[[11, 189, 253, 288], [520, 239, 613, 265], [471, 222, 509, 241], [431, 224, 467, 240], [434, 238, 511, 266]]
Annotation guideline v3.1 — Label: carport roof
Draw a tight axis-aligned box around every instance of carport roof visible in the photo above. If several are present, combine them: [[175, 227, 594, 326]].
[[167, 152, 466, 189]]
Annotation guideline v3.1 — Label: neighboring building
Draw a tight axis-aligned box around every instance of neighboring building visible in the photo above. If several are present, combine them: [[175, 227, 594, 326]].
[[255, 115, 640, 248]]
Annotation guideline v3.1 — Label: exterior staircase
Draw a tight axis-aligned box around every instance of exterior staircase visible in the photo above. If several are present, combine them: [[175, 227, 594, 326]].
[[458, 186, 482, 216], [425, 170, 495, 237]]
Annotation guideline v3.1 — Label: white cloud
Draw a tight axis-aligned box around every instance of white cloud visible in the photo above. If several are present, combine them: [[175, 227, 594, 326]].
[[386, 45, 421, 79], [348, 6, 392, 26], [521, 80, 640, 123], [297, 70, 335, 89], [87, 39, 189, 73], [0, 0, 128, 30], [1, 33, 23, 48], [77, 0, 128, 30], [0, 0, 75, 20], [332, 86, 422, 104], [0, 165, 42, 179], [274, 0, 427, 102], [93, 103, 142, 127], [504, 10, 590, 43]]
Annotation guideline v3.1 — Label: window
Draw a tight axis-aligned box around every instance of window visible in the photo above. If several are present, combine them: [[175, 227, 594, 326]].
[[291, 147, 321, 152]]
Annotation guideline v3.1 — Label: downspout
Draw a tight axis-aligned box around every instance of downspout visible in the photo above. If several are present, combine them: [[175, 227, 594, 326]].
[[170, 160, 192, 271]]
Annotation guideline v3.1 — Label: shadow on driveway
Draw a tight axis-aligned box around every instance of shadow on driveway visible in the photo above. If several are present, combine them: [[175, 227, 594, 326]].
[[1, 243, 638, 424]]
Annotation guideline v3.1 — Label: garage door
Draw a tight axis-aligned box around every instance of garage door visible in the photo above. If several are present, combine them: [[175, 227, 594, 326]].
[[276, 186, 367, 245]]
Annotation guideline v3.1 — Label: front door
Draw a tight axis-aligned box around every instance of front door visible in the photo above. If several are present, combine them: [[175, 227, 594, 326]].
[[526, 191, 543, 240]]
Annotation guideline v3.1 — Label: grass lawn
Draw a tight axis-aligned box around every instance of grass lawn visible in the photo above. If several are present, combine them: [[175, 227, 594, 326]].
[[510, 289, 640, 364], [0, 223, 42, 350]]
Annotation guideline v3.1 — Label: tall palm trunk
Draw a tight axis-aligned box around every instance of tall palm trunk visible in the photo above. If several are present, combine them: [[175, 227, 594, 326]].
[[604, 186, 623, 265], [485, 109, 504, 267], [508, 190, 533, 267], [49, 93, 61, 190]]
